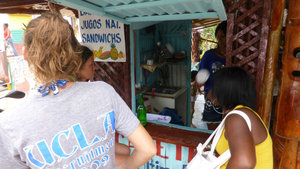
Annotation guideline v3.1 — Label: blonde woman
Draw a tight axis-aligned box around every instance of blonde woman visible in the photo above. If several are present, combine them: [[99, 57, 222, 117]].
[[0, 12, 156, 169], [78, 45, 133, 167]]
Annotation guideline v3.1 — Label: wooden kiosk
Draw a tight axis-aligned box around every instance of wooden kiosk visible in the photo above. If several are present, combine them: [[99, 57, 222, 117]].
[[1, 0, 299, 168]]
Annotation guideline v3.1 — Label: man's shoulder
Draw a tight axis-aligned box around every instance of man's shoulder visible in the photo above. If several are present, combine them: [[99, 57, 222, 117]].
[[203, 49, 218, 60], [206, 49, 216, 54], [203, 49, 217, 58]]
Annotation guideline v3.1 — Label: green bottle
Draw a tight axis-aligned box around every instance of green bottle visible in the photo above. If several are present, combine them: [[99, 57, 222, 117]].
[[137, 93, 147, 126]]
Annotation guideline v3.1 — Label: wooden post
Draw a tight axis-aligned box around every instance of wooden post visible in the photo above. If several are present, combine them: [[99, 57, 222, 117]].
[[273, 0, 300, 168], [258, 0, 285, 128], [256, 0, 272, 104], [191, 30, 200, 63]]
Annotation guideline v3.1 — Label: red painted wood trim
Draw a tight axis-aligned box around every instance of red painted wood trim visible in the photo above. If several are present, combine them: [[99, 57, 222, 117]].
[[144, 123, 210, 148]]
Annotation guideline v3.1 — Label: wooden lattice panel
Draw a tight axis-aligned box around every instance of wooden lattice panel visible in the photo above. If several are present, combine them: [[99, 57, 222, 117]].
[[226, 0, 271, 97], [93, 26, 131, 106]]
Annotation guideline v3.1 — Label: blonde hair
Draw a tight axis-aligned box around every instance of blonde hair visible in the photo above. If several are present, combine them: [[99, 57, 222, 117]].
[[24, 12, 82, 84]]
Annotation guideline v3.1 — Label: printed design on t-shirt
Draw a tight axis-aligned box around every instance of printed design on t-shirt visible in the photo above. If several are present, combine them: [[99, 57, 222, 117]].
[[23, 111, 116, 169], [211, 61, 225, 73]]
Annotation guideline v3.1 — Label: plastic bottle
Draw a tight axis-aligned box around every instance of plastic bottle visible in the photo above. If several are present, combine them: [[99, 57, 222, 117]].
[[137, 93, 147, 126]]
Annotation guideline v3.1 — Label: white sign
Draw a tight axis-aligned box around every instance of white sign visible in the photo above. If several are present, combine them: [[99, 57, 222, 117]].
[[79, 11, 126, 62], [8, 56, 28, 84]]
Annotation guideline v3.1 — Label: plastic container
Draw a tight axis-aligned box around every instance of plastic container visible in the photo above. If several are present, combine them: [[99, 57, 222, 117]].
[[146, 113, 171, 123]]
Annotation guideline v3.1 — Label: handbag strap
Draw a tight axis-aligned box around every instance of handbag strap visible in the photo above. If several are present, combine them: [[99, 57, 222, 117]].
[[198, 117, 225, 151], [226, 110, 252, 131], [211, 110, 252, 150], [211, 110, 252, 164], [197, 110, 251, 157], [198, 110, 252, 152]]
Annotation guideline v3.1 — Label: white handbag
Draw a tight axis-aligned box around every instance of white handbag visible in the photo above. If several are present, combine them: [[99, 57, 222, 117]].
[[186, 110, 252, 169]]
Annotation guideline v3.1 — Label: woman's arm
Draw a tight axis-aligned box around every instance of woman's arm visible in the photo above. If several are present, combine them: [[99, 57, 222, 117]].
[[225, 113, 256, 169], [118, 124, 156, 169], [115, 142, 130, 166]]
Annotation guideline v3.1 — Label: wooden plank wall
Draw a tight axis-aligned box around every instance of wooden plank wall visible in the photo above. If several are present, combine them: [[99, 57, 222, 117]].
[[94, 25, 131, 106]]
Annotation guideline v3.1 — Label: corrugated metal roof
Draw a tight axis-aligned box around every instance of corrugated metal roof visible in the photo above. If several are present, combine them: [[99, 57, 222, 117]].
[[50, 0, 226, 25]]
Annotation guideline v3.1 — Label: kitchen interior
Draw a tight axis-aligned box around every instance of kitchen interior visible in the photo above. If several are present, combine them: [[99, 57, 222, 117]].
[[134, 18, 221, 129], [135, 20, 192, 126]]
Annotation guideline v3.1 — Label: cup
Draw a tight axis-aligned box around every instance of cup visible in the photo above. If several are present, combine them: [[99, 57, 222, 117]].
[[147, 59, 154, 66]]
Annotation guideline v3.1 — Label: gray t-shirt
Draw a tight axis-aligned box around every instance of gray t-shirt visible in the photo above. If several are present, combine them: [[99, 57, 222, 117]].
[[0, 81, 139, 169]]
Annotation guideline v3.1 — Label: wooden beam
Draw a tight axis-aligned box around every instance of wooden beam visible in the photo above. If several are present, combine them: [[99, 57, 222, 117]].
[[0, 8, 47, 14], [126, 12, 219, 22], [131, 21, 160, 30], [0, 0, 45, 8], [193, 19, 220, 26], [198, 37, 217, 44]]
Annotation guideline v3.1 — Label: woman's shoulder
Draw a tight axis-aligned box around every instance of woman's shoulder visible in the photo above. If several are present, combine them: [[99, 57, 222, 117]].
[[224, 108, 255, 133], [233, 107, 263, 126], [74, 81, 117, 96], [226, 107, 269, 144], [227, 108, 257, 127], [76, 81, 114, 89], [225, 109, 251, 128]]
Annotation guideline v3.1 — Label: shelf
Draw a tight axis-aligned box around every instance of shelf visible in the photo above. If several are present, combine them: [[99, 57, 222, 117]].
[[165, 57, 185, 63], [144, 87, 187, 99], [141, 61, 166, 72]]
